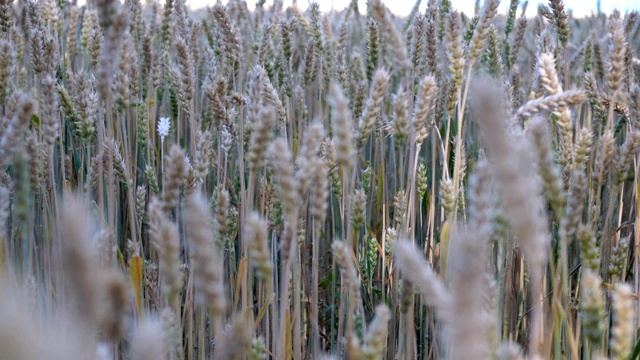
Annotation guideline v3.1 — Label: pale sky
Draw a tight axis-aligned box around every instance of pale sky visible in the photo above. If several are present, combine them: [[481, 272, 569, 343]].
[[187, 0, 637, 18]]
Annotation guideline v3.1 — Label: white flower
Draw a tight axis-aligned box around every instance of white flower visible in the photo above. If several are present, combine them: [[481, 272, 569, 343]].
[[158, 117, 171, 142], [221, 125, 234, 154]]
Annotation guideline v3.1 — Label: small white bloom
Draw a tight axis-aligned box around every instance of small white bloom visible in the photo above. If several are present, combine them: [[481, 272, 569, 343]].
[[158, 117, 171, 142], [221, 125, 234, 154]]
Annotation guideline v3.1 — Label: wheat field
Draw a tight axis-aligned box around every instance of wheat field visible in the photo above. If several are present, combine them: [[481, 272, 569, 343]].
[[0, 0, 639, 359]]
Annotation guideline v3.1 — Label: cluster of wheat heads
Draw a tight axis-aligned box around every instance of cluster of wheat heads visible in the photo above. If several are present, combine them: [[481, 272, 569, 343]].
[[0, 0, 639, 358]]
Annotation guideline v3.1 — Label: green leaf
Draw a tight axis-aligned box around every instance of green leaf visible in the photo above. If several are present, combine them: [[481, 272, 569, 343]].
[[31, 114, 40, 127], [320, 273, 333, 289], [630, 335, 640, 360]]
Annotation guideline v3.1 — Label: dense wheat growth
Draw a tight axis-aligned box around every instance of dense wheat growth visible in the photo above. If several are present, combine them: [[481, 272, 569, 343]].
[[0, 0, 640, 358]]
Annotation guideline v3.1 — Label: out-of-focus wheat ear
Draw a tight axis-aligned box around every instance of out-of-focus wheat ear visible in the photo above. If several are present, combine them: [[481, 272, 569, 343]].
[[483, 274, 500, 355], [147, 196, 162, 248], [290, 4, 310, 32], [131, 317, 165, 360], [114, 34, 133, 110], [0, 93, 34, 169], [279, 16, 294, 68], [399, 277, 414, 314], [609, 236, 629, 283], [353, 78, 368, 122], [371, 0, 410, 77], [194, 129, 212, 182], [322, 138, 343, 198], [159, 0, 173, 48], [484, 24, 504, 78], [67, 6, 79, 58], [135, 185, 146, 221], [358, 68, 389, 148], [529, 116, 565, 212], [156, 211, 182, 306], [302, 41, 316, 86], [94, 228, 115, 268], [606, 17, 626, 98], [331, 240, 363, 313], [108, 138, 128, 184], [25, 130, 41, 191], [88, 27, 103, 69], [412, 14, 426, 74], [393, 240, 451, 313], [616, 129, 640, 181], [468, 0, 499, 64], [268, 138, 298, 217], [446, 11, 464, 114], [175, 38, 194, 102], [73, 74, 98, 141], [161, 145, 187, 214], [573, 128, 593, 170], [414, 74, 437, 143], [0, 291, 46, 360], [210, 3, 240, 57], [213, 311, 253, 359], [260, 66, 287, 125], [350, 189, 367, 230], [160, 306, 180, 358], [328, 81, 354, 170], [30, 29, 45, 75], [96, 4, 127, 100], [296, 122, 324, 197], [59, 196, 99, 330], [145, 165, 160, 194], [310, 159, 329, 225], [184, 166, 200, 200], [362, 304, 391, 358], [82, 10, 98, 51], [580, 270, 604, 349], [424, 5, 438, 75], [508, 17, 527, 69], [365, 16, 380, 82], [346, 332, 363, 359], [577, 225, 600, 272], [247, 105, 276, 172], [247, 212, 272, 281], [548, 0, 570, 46], [213, 186, 229, 242], [472, 78, 549, 355], [0, 39, 13, 103], [447, 227, 493, 359], [184, 194, 225, 329], [392, 89, 409, 148], [97, 270, 129, 342], [610, 283, 635, 360], [393, 189, 408, 228], [0, 0, 13, 35], [440, 178, 456, 220], [623, 44, 634, 94], [467, 158, 494, 251], [40, 75, 59, 151], [595, 129, 616, 185]]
